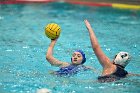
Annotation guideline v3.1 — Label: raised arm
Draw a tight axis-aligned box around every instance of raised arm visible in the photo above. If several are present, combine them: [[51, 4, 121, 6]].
[[46, 39, 69, 67], [84, 20, 113, 69]]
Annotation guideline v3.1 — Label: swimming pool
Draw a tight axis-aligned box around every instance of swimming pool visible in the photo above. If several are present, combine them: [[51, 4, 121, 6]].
[[0, 2, 140, 93]]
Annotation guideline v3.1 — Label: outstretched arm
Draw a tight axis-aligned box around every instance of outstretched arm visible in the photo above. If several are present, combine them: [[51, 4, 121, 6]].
[[46, 39, 69, 67], [84, 20, 113, 69]]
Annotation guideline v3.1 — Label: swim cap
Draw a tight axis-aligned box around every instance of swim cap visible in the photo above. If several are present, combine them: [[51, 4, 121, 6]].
[[72, 50, 86, 64], [113, 51, 131, 68], [37, 88, 51, 93]]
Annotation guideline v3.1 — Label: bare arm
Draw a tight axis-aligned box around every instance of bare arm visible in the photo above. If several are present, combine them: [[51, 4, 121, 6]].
[[46, 39, 69, 67], [84, 20, 113, 69]]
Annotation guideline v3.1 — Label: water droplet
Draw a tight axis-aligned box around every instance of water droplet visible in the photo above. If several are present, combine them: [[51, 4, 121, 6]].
[[106, 48, 111, 51], [6, 49, 12, 51], [0, 16, 4, 20], [134, 44, 137, 48], [23, 46, 29, 49]]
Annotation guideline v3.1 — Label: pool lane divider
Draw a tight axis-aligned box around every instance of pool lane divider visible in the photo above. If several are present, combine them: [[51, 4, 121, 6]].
[[66, 1, 140, 10], [0, 0, 140, 10], [66, 1, 112, 7], [112, 3, 140, 10], [0, 0, 56, 4]]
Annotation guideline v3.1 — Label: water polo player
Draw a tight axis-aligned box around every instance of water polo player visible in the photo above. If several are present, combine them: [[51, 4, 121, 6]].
[[46, 39, 95, 76], [45, 22, 97, 76], [84, 19, 140, 83]]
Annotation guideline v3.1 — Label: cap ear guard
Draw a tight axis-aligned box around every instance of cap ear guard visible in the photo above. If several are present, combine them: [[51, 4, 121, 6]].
[[81, 58, 86, 64]]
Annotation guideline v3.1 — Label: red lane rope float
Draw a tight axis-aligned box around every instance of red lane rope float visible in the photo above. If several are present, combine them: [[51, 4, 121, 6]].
[[0, 0, 112, 7], [66, 1, 112, 7], [0, 0, 56, 4]]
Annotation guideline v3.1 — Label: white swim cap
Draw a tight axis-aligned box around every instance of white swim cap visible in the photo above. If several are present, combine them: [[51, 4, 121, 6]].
[[37, 88, 51, 93], [113, 51, 131, 68]]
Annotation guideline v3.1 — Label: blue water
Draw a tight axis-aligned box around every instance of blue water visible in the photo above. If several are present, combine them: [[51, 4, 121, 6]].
[[0, 2, 140, 93]]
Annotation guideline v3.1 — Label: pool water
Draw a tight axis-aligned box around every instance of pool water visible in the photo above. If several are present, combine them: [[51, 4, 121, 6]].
[[0, 2, 140, 93]]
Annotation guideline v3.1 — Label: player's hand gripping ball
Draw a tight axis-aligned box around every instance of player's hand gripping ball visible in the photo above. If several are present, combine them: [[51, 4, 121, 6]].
[[45, 23, 61, 40]]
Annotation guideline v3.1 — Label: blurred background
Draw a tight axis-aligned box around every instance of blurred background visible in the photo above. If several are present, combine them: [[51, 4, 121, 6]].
[[0, 0, 140, 5]]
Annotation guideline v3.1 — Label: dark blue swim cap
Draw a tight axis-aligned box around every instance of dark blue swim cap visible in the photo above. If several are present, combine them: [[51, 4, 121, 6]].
[[75, 50, 86, 64]]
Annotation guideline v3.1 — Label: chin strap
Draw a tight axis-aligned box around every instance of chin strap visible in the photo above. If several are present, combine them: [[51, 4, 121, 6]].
[[113, 62, 125, 69]]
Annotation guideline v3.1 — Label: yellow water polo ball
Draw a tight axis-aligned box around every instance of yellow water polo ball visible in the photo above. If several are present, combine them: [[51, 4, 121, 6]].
[[45, 23, 61, 40]]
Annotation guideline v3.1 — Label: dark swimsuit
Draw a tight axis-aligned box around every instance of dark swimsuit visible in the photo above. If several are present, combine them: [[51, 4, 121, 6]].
[[54, 64, 88, 76], [98, 64, 128, 83]]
